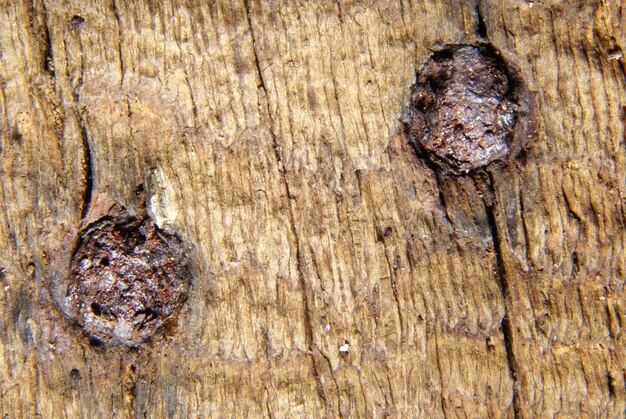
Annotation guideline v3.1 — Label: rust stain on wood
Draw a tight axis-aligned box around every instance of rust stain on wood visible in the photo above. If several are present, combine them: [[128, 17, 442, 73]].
[[57, 205, 192, 346]]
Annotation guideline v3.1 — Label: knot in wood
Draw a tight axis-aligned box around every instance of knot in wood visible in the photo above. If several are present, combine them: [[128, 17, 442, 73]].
[[64, 211, 191, 346], [409, 45, 524, 174]]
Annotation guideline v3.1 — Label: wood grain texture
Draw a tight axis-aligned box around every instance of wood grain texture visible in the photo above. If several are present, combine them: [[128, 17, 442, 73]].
[[0, 0, 624, 417]]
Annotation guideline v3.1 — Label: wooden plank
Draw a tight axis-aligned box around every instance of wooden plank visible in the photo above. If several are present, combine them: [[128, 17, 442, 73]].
[[0, 0, 623, 416]]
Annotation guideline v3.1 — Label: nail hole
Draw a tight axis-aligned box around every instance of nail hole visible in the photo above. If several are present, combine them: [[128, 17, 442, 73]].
[[70, 368, 81, 381], [71, 15, 85, 29], [88, 336, 104, 347], [90, 302, 102, 316]]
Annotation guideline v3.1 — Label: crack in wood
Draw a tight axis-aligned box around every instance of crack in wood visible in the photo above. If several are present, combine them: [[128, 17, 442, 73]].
[[111, 0, 125, 85], [486, 172, 521, 419], [242, 0, 330, 413], [434, 328, 448, 417], [79, 123, 93, 219], [39, 1, 55, 77], [475, 0, 488, 40]]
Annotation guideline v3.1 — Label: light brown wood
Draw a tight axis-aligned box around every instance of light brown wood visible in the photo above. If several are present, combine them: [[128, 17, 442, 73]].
[[0, 0, 624, 417]]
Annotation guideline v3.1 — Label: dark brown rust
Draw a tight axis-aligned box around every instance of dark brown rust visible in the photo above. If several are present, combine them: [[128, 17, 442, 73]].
[[63, 207, 191, 346], [409, 44, 528, 174]]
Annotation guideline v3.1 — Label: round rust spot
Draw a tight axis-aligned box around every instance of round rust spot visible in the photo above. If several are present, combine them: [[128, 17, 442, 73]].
[[61, 209, 191, 346], [409, 44, 530, 174]]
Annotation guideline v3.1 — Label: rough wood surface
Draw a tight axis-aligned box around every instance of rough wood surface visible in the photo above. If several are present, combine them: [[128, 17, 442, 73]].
[[0, 0, 624, 417]]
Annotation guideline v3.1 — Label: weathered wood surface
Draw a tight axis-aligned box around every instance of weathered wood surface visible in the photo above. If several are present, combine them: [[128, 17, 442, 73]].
[[0, 0, 624, 417]]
